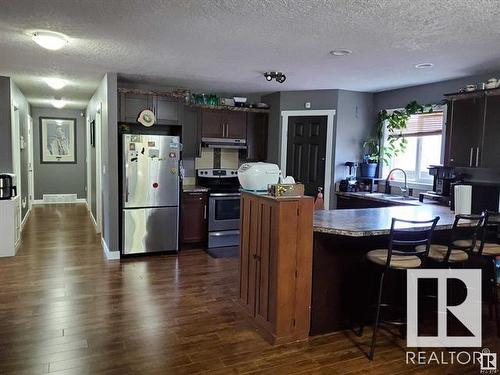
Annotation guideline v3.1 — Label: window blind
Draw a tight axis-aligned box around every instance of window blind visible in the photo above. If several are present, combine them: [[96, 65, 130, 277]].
[[400, 112, 444, 137]]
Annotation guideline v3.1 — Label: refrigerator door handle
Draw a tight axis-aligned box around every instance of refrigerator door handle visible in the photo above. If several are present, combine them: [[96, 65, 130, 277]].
[[125, 177, 129, 203], [469, 147, 474, 167], [475, 147, 480, 167]]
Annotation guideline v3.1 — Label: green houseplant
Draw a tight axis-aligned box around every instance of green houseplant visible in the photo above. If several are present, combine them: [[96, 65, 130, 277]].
[[361, 101, 428, 177]]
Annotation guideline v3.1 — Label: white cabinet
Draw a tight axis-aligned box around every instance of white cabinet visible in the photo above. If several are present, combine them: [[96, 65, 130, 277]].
[[0, 196, 21, 257]]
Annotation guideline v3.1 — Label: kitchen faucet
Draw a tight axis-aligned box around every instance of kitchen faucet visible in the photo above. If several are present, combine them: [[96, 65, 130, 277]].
[[384, 168, 407, 195]]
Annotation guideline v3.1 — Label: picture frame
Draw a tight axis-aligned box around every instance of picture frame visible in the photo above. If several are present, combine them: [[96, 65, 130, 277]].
[[39, 117, 77, 164]]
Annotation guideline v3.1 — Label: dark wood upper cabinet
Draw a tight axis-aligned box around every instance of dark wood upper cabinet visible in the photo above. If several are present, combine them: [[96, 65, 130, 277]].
[[155, 96, 180, 125], [182, 192, 207, 244], [481, 94, 500, 169], [201, 109, 247, 139], [246, 112, 268, 161], [446, 96, 484, 167], [225, 111, 246, 139], [201, 109, 224, 138], [444, 89, 500, 169], [119, 92, 180, 125]]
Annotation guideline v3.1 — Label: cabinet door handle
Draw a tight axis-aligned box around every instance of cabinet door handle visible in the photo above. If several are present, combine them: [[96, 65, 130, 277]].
[[475, 147, 480, 167], [203, 204, 207, 220], [469, 147, 474, 167]]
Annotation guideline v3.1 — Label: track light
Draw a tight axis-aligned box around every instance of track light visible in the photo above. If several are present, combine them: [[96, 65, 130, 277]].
[[263, 72, 286, 83], [276, 72, 286, 83]]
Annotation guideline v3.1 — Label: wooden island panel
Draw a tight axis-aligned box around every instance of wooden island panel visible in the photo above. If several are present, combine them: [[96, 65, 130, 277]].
[[239, 192, 313, 345]]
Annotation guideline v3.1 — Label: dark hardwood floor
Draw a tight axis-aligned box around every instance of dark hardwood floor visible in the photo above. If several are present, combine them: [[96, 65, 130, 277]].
[[0, 204, 497, 374]]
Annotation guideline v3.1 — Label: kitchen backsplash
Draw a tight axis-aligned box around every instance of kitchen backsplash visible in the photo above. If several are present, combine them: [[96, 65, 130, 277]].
[[195, 147, 239, 170]]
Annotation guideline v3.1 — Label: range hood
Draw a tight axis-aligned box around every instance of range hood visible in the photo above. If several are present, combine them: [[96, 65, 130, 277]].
[[201, 137, 247, 149]]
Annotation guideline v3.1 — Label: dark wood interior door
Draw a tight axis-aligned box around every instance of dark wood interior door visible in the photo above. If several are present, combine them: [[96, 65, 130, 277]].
[[447, 97, 484, 167], [481, 94, 500, 169], [286, 116, 327, 196]]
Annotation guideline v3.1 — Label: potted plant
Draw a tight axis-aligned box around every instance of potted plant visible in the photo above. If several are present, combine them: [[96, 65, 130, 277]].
[[361, 101, 427, 178], [361, 138, 379, 178]]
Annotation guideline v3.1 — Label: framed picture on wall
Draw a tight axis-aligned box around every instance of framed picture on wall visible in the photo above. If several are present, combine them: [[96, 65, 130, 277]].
[[39, 117, 77, 163]]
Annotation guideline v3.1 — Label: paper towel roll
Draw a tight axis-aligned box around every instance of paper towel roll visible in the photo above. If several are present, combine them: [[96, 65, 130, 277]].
[[454, 185, 472, 215]]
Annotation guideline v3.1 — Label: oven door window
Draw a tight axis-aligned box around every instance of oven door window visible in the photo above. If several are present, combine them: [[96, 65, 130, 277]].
[[214, 198, 240, 221]]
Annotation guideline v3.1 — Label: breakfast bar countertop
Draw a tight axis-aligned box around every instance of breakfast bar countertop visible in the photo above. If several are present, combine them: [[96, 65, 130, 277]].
[[313, 205, 458, 237]]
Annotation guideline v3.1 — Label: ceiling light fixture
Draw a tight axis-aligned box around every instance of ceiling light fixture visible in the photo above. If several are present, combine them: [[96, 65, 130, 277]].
[[51, 98, 66, 109], [415, 62, 434, 69], [32, 31, 68, 50], [263, 72, 286, 83], [330, 49, 352, 56], [44, 77, 67, 90]]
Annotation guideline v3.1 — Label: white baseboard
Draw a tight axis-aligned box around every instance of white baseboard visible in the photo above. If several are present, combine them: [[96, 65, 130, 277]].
[[101, 237, 120, 260], [89, 211, 98, 231], [33, 198, 87, 205], [21, 208, 31, 231]]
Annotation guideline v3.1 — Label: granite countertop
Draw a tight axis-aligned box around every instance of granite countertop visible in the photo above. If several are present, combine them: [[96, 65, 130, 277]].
[[314, 205, 459, 237], [336, 191, 423, 206], [182, 185, 209, 193]]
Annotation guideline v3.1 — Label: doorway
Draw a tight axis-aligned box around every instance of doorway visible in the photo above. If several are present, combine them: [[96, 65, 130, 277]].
[[27, 115, 34, 210], [280, 110, 335, 208], [86, 103, 102, 234], [286, 116, 327, 197]]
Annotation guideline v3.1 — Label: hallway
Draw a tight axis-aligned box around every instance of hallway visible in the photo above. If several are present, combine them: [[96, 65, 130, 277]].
[[0, 204, 496, 374]]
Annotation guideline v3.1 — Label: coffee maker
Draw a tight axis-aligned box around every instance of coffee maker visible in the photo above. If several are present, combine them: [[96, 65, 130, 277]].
[[418, 165, 455, 205], [339, 162, 358, 192], [0, 173, 17, 200]]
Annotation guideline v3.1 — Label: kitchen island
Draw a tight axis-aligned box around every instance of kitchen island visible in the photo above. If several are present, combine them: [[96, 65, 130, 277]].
[[311, 204, 458, 335], [238, 192, 468, 342]]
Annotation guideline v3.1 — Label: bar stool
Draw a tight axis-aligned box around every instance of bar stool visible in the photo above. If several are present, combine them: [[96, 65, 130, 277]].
[[364, 216, 440, 360], [455, 211, 500, 337], [417, 213, 485, 267]]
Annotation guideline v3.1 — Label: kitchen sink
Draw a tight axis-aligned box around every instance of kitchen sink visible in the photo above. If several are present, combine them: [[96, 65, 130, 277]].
[[364, 193, 417, 201], [386, 195, 418, 201]]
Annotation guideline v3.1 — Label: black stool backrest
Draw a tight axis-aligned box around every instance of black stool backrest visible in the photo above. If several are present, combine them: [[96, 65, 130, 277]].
[[384, 216, 440, 270], [477, 211, 500, 255], [447, 213, 486, 260]]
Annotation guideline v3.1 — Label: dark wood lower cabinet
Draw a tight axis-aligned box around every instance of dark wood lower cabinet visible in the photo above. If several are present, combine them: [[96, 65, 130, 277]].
[[239, 192, 313, 345], [182, 192, 207, 244], [336, 194, 398, 209]]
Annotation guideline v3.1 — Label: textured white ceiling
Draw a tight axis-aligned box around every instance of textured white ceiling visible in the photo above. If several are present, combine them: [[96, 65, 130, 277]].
[[1, 0, 500, 109]]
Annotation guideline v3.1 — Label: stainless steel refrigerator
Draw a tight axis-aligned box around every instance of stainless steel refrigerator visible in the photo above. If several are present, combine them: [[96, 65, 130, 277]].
[[122, 134, 180, 255]]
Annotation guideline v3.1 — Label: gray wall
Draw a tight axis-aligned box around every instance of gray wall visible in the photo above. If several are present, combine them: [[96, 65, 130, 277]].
[[261, 92, 281, 164], [374, 72, 500, 112], [334, 90, 374, 185], [0, 77, 12, 172], [31, 107, 86, 199], [261, 89, 374, 208], [10, 80, 31, 220], [374, 72, 500, 183], [263, 89, 340, 165], [86, 73, 119, 255]]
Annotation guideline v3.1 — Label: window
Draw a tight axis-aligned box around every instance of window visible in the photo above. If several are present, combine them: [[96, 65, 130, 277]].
[[384, 111, 444, 185]]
